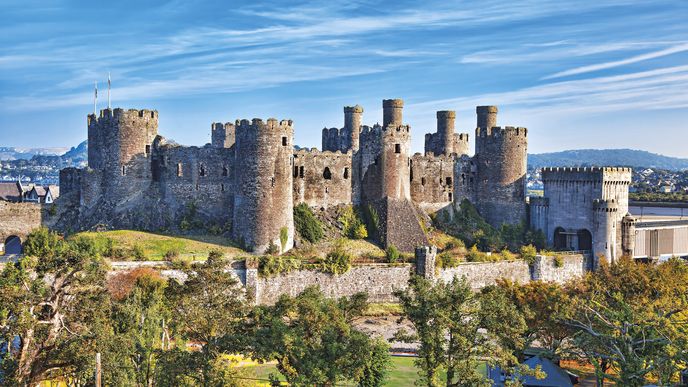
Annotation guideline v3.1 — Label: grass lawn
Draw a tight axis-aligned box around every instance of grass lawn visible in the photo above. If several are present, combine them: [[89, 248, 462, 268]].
[[73, 230, 246, 260], [241, 356, 481, 386]]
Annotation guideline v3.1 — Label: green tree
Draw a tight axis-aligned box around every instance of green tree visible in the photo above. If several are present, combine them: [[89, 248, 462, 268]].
[[294, 203, 324, 243], [394, 276, 529, 387], [248, 286, 390, 386], [158, 251, 249, 386], [0, 229, 110, 386]]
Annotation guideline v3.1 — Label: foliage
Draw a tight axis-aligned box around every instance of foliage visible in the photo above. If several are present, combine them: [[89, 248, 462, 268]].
[[339, 205, 369, 240], [162, 251, 250, 385], [361, 204, 381, 241], [279, 226, 289, 252], [553, 255, 564, 268], [293, 203, 324, 243], [179, 201, 204, 231], [385, 245, 401, 263], [248, 286, 391, 386], [519, 245, 538, 265], [321, 241, 353, 275], [394, 276, 530, 387], [495, 280, 575, 358], [257, 255, 303, 277], [132, 243, 148, 260], [265, 241, 280, 255], [437, 252, 461, 268], [0, 228, 110, 386], [630, 191, 688, 203]]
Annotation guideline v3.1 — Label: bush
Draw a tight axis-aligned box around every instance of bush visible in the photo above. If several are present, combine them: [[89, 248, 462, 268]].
[[258, 255, 302, 277], [321, 241, 352, 275], [385, 245, 401, 263], [131, 244, 147, 261], [23, 227, 65, 258], [294, 203, 324, 243], [339, 206, 368, 240], [265, 241, 280, 255], [520, 244, 538, 265], [553, 255, 564, 268], [164, 248, 180, 261], [437, 252, 461, 268], [499, 249, 516, 261]]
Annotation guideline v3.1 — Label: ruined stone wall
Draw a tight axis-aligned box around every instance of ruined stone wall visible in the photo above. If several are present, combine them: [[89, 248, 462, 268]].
[[474, 126, 527, 227], [358, 125, 384, 203], [0, 202, 44, 243], [233, 118, 294, 253], [153, 139, 234, 228], [410, 153, 454, 204], [292, 148, 353, 209], [211, 122, 236, 148], [453, 155, 476, 204]]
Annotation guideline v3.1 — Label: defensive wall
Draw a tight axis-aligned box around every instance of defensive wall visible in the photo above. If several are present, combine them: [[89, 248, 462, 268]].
[[292, 148, 353, 209], [101, 250, 586, 305], [0, 202, 47, 254]]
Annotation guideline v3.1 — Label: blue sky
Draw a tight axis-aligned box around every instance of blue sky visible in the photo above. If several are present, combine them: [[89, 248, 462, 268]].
[[0, 0, 687, 156]]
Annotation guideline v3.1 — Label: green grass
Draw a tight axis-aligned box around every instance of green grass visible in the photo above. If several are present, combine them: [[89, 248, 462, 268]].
[[241, 356, 475, 386], [73, 230, 246, 260]]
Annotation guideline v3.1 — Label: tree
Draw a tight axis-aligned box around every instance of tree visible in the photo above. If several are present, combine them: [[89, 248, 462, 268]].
[[0, 229, 110, 386], [158, 250, 249, 386], [393, 276, 530, 387], [248, 286, 390, 386], [496, 279, 574, 358], [101, 268, 170, 386], [565, 257, 688, 387]]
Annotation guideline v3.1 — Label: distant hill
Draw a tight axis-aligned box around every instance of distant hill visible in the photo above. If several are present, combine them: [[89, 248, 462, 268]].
[[0, 146, 71, 161], [528, 149, 688, 171]]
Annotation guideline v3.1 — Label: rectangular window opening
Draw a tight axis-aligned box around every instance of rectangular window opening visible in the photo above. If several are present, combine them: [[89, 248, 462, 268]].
[[395, 144, 401, 154]]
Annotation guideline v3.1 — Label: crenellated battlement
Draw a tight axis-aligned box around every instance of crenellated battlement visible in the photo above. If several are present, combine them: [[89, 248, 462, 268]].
[[593, 198, 619, 212], [541, 167, 632, 173], [294, 148, 351, 157], [344, 105, 364, 113], [235, 118, 293, 132], [476, 126, 528, 138], [89, 108, 158, 126]]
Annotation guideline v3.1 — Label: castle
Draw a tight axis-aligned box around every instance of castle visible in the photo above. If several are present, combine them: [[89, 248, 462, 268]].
[[57, 98, 634, 264]]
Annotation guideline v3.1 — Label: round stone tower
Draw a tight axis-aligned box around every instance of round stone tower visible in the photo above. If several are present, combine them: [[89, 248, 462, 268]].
[[593, 199, 619, 265], [476, 105, 498, 129], [437, 110, 455, 154], [382, 99, 404, 128], [621, 214, 637, 257], [474, 106, 528, 227], [344, 105, 364, 151], [233, 118, 294, 254]]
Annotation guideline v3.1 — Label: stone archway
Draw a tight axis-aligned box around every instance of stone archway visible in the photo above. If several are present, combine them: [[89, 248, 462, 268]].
[[577, 229, 593, 251], [4, 235, 22, 255], [553, 227, 567, 250]]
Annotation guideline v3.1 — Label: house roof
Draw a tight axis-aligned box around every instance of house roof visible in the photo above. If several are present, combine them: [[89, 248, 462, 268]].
[[46, 185, 59, 198], [488, 356, 574, 387], [0, 182, 23, 202], [31, 186, 47, 197]]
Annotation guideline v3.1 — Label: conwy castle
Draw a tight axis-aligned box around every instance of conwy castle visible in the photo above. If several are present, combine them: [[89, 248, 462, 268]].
[[52, 98, 644, 267]]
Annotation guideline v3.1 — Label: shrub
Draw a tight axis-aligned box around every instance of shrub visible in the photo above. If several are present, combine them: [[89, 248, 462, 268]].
[[385, 245, 401, 263], [265, 241, 280, 255], [321, 241, 352, 275], [499, 249, 516, 261], [437, 252, 461, 268], [164, 248, 180, 261], [339, 206, 369, 240], [258, 255, 302, 277], [553, 255, 564, 268], [294, 203, 324, 243], [361, 204, 380, 241], [131, 244, 147, 261], [23, 227, 65, 258], [520, 244, 538, 265]]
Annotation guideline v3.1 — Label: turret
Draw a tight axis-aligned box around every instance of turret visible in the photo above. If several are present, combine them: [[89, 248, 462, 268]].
[[621, 214, 637, 257], [382, 99, 404, 128], [437, 110, 455, 154], [593, 198, 619, 265], [476, 105, 498, 129], [344, 105, 364, 151], [211, 122, 235, 148], [233, 118, 294, 254]]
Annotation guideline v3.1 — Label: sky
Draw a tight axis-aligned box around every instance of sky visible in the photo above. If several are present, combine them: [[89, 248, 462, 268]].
[[0, 0, 687, 156]]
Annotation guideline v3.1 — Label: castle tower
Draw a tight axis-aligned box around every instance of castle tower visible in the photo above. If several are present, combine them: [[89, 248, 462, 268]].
[[593, 199, 619, 265], [473, 106, 527, 227], [476, 105, 498, 129], [233, 118, 294, 254], [87, 108, 158, 181], [382, 99, 404, 128], [381, 102, 411, 200], [437, 110, 455, 154], [343, 105, 364, 152], [211, 122, 235, 148], [621, 214, 637, 257]]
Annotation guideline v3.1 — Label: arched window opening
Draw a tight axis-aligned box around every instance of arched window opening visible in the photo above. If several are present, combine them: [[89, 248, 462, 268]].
[[446, 177, 452, 186], [323, 167, 332, 180], [282, 137, 288, 146], [199, 164, 206, 177], [4, 235, 22, 255]]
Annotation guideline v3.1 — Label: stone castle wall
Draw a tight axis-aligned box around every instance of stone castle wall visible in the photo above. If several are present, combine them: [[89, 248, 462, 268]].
[[410, 153, 455, 204], [0, 202, 46, 243], [292, 148, 353, 209]]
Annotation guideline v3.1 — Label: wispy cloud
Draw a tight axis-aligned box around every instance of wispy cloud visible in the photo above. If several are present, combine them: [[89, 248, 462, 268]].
[[543, 43, 688, 79]]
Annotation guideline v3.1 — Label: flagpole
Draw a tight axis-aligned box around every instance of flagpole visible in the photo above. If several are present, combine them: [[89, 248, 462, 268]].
[[94, 81, 98, 116], [107, 72, 111, 109]]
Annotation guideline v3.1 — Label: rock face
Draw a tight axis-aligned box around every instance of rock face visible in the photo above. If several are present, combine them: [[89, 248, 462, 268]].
[[58, 99, 531, 253]]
